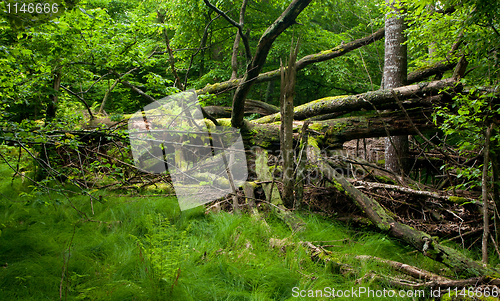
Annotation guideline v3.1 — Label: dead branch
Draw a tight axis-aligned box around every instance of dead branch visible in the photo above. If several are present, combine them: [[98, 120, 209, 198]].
[[197, 28, 384, 96], [351, 180, 480, 205], [203, 0, 252, 62], [231, 0, 312, 127]]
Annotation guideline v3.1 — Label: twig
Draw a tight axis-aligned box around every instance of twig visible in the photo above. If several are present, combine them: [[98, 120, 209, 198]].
[[363, 96, 406, 181], [392, 90, 459, 166], [61, 86, 94, 119], [203, 0, 251, 61]]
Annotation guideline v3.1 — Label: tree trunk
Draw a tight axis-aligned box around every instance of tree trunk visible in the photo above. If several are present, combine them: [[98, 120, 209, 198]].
[[235, 107, 436, 150], [254, 147, 304, 231], [384, 0, 409, 175], [265, 79, 275, 103], [46, 71, 61, 120], [295, 122, 309, 208], [482, 123, 493, 263], [254, 79, 456, 124], [230, 0, 249, 80], [280, 41, 299, 207], [231, 0, 312, 128]]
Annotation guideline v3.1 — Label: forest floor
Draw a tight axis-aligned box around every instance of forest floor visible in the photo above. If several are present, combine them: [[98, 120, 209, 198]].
[[0, 159, 496, 301]]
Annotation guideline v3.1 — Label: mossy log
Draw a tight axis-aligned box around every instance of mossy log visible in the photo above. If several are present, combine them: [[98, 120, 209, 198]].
[[255, 79, 457, 124], [306, 136, 500, 278], [230, 107, 436, 150]]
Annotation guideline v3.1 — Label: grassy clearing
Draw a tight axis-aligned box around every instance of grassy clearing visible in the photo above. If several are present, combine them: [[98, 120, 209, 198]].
[[0, 161, 467, 300]]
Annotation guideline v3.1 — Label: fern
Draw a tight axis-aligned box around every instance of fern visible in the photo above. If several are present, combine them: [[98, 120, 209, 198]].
[[132, 214, 187, 298]]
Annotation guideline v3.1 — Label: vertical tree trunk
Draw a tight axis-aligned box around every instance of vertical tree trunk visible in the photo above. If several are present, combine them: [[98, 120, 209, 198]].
[[230, 0, 248, 80], [295, 121, 309, 208], [491, 129, 500, 243], [265, 79, 275, 103], [46, 71, 61, 120], [280, 41, 299, 207], [383, 0, 409, 175], [482, 124, 493, 264]]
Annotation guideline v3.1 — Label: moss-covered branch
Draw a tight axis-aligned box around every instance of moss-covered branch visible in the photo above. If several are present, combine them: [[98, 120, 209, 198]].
[[231, 107, 436, 149], [196, 28, 385, 96], [255, 79, 457, 124]]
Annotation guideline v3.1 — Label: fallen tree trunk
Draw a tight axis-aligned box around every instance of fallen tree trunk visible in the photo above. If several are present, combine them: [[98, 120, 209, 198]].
[[407, 61, 456, 84], [306, 136, 500, 277], [204, 99, 280, 118], [231, 107, 436, 149], [255, 79, 457, 123]]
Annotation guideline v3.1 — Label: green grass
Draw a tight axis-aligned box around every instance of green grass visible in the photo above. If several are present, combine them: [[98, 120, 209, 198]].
[[0, 161, 477, 300]]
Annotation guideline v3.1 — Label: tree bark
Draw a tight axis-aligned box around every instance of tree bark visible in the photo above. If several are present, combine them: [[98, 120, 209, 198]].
[[482, 123, 492, 263], [235, 107, 436, 150], [254, 147, 304, 231], [46, 71, 62, 120], [230, 0, 249, 80], [254, 79, 456, 124], [295, 122, 309, 208], [231, 0, 312, 128], [384, 0, 409, 175], [280, 41, 299, 207]]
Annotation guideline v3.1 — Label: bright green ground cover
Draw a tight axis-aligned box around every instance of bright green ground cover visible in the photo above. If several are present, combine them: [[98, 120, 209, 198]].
[[0, 161, 475, 300]]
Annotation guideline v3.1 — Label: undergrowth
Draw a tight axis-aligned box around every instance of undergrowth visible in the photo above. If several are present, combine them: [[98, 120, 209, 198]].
[[0, 160, 481, 300]]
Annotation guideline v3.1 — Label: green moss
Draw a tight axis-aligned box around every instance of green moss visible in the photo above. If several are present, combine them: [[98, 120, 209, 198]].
[[374, 175, 396, 184], [308, 136, 319, 149], [309, 123, 325, 132], [270, 165, 282, 173], [326, 120, 349, 134], [331, 178, 344, 192], [204, 119, 216, 128], [216, 118, 232, 127], [448, 196, 467, 204]]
